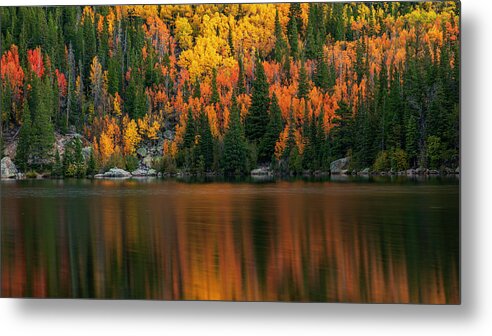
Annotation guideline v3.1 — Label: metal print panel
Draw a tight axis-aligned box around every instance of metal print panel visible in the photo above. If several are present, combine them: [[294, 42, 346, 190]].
[[0, 2, 460, 303]]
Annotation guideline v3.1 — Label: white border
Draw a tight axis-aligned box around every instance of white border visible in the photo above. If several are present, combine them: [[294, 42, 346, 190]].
[[1, 0, 491, 335]]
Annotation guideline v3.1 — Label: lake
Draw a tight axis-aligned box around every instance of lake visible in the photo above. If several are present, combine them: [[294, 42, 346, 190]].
[[0, 176, 459, 303]]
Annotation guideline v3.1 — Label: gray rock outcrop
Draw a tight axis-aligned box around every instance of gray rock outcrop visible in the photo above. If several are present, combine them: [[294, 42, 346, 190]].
[[1, 157, 18, 178], [95, 167, 131, 178], [330, 157, 350, 174]]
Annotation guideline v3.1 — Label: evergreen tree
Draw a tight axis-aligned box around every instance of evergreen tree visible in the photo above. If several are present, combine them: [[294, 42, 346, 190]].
[[259, 93, 283, 163], [107, 44, 122, 95], [15, 101, 32, 172], [223, 94, 248, 175], [237, 56, 246, 94], [287, 3, 303, 38], [405, 114, 419, 167], [197, 109, 214, 171], [126, 75, 147, 120], [297, 61, 310, 100], [245, 57, 270, 143], [82, 14, 96, 87], [97, 20, 110, 68], [330, 101, 353, 159], [192, 78, 201, 99], [182, 108, 196, 150], [273, 9, 287, 63], [314, 57, 330, 92], [302, 110, 319, 170], [51, 149, 63, 177], [30, 76, 55, 169], [87, 147, 97, 176], [305, 4, 325, 60], [287, 8, 299, 60]]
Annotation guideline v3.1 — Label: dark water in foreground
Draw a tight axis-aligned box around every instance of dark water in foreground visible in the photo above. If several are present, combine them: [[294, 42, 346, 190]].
[[1, 177, 459, 303]]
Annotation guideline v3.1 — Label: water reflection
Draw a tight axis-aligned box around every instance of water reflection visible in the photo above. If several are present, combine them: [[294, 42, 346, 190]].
[[1, 178, 459, 303]]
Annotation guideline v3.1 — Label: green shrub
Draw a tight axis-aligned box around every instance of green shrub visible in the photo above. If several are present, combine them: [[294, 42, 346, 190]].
[[426, 136, 442, 169], [373, 150, 390, 172], [125, 155, 139, 172], [391, 148, 409, 171], [105, 151, 125, 171]]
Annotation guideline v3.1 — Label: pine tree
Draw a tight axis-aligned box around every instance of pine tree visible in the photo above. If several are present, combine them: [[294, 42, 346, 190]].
[[273, 9, 287, 63], [287, 3, 303, 38], [228, 25, 235, 56], [30, 76, 55, 169], [259, 93, 283, 163], [297, 61, 310, 100], [192, 78, 201, 99], [330, 100, 353, 159], [182, 108, 196, 150], [287, 7, 299, 60], [126, 75, 147, 120], [314, 57, 330, 92], [87, 147, 97, 176], [302, 110, 319, 170], [197, 109, 214, 171], [51, 149, 63, 177], [237, 56, 246, 94], [223, 94, 248, 175], [405, 114, 419, 168], [305, 4, 321, 60], [82, 14, 96, 87], [16, 101, 32, 172], [107, 44, 122, 95], [245, 57, 270, 143]]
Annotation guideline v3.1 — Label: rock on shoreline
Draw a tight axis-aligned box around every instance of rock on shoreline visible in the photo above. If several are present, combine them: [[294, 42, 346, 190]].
[[94, 167, 132, 179], [330, 157, 350, 175], [1, 157, 18, 179]]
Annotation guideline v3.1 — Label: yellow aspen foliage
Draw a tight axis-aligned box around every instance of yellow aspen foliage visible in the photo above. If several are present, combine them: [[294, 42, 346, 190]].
[[82, 6, 95, 23], [137, 114, 162, 140], [113, 92, 122, 116], [175, 17, 194, 50], [148, 121, 160, 140], [99, 131, 115, 164], [123, 116, 142, 156]]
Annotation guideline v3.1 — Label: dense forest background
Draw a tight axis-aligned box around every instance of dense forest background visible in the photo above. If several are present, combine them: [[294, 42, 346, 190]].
[[0, 2, 460, 176]]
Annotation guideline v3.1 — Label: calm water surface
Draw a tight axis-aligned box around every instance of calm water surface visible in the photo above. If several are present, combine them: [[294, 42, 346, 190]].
[[1, 177, 459, 303]]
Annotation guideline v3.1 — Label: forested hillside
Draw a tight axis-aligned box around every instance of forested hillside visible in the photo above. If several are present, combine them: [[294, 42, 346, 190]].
[[0, 2, 460, 177]]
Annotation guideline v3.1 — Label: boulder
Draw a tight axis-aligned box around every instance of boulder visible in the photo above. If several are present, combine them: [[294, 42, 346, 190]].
[[1, 157, 18, 178], [131, 168, 148, 177], [136, 147, 147, 158], [251, 167, 272, 176], [359, 168, 370, 175], [428, 169, 440, 175], [131, 168, 157, 177], [406, 169, 416, 176], [455, 166, 460, 174], [330, 157, 350, 174], [97, 167, 131, 178]]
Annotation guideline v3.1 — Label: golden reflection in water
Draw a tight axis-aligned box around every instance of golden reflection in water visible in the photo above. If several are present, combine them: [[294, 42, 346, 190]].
[[1, 180, 459, 303]]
